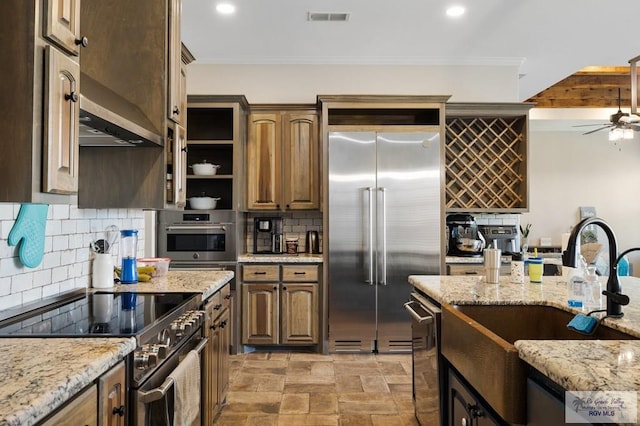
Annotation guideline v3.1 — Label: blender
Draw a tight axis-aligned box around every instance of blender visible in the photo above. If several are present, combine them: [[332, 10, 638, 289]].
[[120, 229, 138, 283]]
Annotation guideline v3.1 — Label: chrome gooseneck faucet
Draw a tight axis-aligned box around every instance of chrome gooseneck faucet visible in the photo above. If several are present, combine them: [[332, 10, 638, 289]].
[[562, 217, 630, 318]]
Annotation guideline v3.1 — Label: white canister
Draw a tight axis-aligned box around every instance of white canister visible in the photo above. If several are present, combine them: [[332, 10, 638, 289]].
[[510, 253, 525, 284], [93, 253, 114, 288]]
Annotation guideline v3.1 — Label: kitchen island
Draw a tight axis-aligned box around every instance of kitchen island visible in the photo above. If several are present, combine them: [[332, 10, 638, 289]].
[[0, 270, 234, 426], [409, 274, 640, 424]]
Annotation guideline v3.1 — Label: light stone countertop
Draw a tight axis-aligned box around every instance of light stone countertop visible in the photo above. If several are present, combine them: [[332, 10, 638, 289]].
[[0, 338, 135, 426], [238, 253, 323, 263], [409, 274, 640, 420], [111, 269, 235, 300], [0, 270, 234, 426]]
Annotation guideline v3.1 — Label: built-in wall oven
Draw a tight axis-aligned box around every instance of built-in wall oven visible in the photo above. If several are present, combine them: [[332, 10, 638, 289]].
[[157, 210, 236, 267], [405, 291, 442, 425]]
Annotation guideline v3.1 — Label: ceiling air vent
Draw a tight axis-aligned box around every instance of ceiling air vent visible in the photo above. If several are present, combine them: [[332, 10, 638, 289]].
[[307, 12, 350, 22]]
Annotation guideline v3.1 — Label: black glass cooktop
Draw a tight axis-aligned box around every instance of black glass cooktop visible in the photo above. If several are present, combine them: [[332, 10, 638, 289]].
[[0, 291, 199, 337]]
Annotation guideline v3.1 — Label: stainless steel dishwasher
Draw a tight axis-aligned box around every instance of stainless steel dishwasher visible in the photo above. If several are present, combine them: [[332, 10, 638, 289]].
[[404, 291, 442, 425]]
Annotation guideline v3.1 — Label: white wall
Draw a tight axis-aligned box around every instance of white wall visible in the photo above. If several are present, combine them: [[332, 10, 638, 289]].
[[187, 64, 520, 103], [523, 125, 640, 271]]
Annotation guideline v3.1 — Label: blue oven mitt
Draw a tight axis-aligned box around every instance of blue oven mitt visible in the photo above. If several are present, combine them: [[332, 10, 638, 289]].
[[8, 204, 49, 268]]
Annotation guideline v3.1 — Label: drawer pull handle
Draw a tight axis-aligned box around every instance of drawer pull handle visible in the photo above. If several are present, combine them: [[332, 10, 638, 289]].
[[294, 272, 306, 275], [214, 304, 222, 310], [224, 294, 232, 300], [254, 271, 267, 275], [112, 405, 125, 417]]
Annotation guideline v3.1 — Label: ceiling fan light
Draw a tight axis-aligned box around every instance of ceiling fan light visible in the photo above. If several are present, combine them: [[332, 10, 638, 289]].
[[609, 128, 623, 141]]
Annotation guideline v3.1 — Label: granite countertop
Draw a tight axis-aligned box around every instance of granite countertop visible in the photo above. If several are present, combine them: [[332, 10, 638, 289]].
[[0, 270, 235, 426], [409, 274, 640, 417], [111, 269, 235, 299], [0, 338, 135, 426], [238, 253, 323, 263]]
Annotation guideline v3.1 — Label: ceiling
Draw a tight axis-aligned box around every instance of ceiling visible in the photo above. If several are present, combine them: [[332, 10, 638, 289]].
[[181, 0, 640, 103]]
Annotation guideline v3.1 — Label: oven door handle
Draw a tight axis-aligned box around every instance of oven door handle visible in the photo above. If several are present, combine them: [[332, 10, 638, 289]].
[[165, 225, 227, 231], [138, 337, 209, 404]]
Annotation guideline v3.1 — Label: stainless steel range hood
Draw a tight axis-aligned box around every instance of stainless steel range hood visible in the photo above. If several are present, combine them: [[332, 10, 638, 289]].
[[78, 73, 163, 147]]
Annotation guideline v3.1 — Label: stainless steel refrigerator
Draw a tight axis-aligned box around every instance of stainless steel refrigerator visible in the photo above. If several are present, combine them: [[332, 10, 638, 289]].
[[328, 131, 442, 353]]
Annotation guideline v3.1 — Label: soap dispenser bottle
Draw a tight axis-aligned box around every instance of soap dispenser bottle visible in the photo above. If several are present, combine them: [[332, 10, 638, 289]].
[[567, 255, 587, 308], [582, 266, 601, 311]]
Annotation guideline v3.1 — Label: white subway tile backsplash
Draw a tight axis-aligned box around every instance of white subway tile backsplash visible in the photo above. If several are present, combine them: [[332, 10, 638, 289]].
[[52, 235, 69, 252], [0, 205, 145, 311], [0, 257, 22, 278], [11, 275, 33, 293], [42, 282, 60, 298], [51, 266, 68, 284], [51, 204, 69, 219], [0, 293, 22, 311], [0, 205, 15, 220], [0, 278, 9, 297], [22, 288, 42, 304], [33, 270, 51, 286]]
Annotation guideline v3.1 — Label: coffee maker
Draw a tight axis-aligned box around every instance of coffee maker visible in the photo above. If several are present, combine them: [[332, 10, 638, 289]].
[[446, 214, 485, 257], [253, 217, 283, 254]]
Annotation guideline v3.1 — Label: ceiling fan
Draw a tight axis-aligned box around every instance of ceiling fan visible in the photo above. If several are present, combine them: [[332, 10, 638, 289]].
[[574, 88, 640, 136]]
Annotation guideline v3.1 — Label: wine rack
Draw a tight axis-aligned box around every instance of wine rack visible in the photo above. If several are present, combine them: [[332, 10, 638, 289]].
[[445, 103, 533, 212]]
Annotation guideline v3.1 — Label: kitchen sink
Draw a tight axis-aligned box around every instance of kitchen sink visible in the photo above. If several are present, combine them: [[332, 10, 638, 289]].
[[441, 303, 638, 424]]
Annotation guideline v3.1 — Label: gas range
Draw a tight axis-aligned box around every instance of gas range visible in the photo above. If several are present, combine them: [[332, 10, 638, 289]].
[[0, 289, 204, 387]]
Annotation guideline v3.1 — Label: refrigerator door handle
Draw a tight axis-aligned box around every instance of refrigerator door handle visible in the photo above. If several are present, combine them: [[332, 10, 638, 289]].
[[379, 187, 387, 286], [367, 187, 375, 285]]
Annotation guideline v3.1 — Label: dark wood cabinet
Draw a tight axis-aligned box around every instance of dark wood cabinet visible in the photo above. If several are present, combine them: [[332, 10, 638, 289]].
[[448, 369, 502, 426], [203, 283, 232, 424], [0, 0, 83, 204], [246, 108, 320, 211], [241, 264, 319, 346]]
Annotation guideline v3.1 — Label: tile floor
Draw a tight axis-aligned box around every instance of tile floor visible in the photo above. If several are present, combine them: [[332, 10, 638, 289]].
[[213, 351, 419, 426]]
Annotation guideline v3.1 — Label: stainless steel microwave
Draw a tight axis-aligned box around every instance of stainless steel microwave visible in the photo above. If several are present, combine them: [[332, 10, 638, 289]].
[[157, 210, 236, 264]]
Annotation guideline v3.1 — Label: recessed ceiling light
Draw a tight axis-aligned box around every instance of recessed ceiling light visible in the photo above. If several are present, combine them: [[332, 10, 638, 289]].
[[216, 3, 235, 15], [446, 5, 465, 18]]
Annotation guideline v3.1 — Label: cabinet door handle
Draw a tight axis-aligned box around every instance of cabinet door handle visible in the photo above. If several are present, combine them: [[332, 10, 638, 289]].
[[181, 146, 188, 153], [173, 106, 180, 115], [214, 303, 222, 310], [224, 294, 232, 300], [65, 92, 78, 102], [112, 405, 125, 417], [210, 324, 217, 330], [75, 36, 88, 47], [220, 320, 227, 328]]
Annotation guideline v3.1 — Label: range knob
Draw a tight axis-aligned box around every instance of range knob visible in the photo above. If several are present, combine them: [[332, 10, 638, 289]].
[[134, 347, 158, 370], [149, 343, 169, 360], [158, 328, 171, 347]]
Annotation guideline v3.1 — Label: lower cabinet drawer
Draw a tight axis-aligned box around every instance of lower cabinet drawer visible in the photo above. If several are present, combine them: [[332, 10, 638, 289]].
[[282, 265, 318, 282], [243, 265, 280, 281]]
